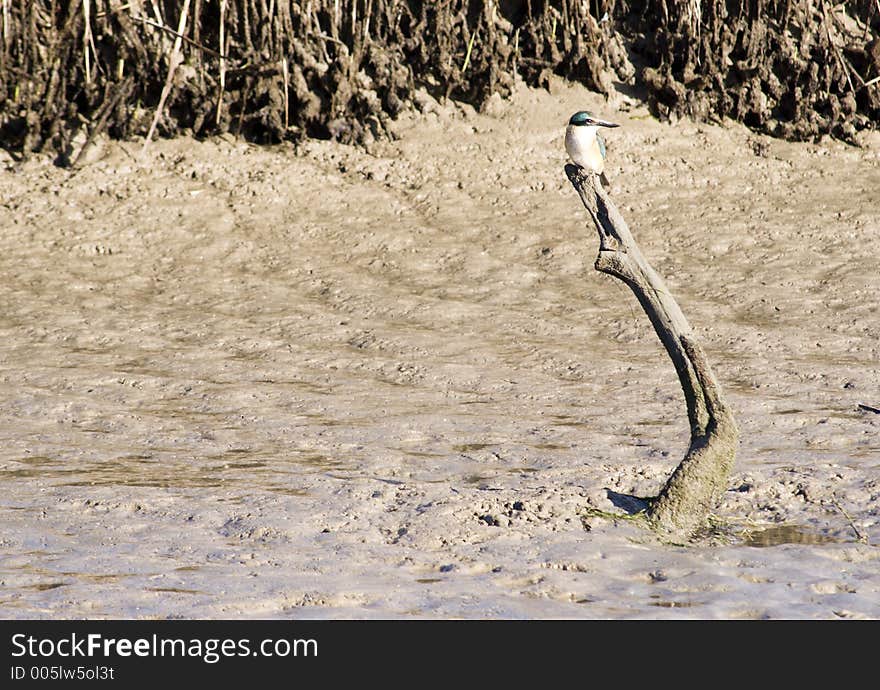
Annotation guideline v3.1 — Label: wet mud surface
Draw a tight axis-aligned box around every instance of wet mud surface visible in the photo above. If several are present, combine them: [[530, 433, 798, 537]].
[[1, 81, 878, 618]]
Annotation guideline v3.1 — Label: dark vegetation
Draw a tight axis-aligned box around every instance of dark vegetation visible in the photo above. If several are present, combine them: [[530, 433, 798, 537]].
[[1, 1, 878, 161]]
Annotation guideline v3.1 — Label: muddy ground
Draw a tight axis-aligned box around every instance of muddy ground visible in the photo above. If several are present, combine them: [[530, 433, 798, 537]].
[[1, 80, 878, 618]]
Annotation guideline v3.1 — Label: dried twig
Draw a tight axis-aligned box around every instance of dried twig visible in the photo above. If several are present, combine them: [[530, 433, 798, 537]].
[[149, 0, 164, 25], [311, 31, 346, 47], [512, 27, 519, 74], [821, 0, 856, 96], [281, 56, 289, 130], [2, 0, 10, 51], [143, 0, 191, 155], [128, 13, 221, 58], [82, 0, 93, 83], [832, 495, 867, 543], [462, 27, 478, 73], [216, 0, 227, 127], [95, 3, 132, 19]]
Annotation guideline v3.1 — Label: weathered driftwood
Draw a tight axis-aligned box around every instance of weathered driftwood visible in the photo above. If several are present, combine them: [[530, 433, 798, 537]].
[[565, 164, 739, 536]]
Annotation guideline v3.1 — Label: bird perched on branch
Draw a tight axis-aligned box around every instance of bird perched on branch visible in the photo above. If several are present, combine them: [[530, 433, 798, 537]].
[[564, 111, 619, 188]]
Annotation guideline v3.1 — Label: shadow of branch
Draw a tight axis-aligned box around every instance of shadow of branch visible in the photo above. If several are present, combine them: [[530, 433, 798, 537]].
[[605, 489, 652, 515]]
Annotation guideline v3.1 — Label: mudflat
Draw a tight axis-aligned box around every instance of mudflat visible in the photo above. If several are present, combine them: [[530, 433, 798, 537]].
[[1, 81, 878, 618]]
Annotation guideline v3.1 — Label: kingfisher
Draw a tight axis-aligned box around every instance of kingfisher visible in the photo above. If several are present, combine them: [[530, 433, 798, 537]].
[[564, 111, 619, 187]]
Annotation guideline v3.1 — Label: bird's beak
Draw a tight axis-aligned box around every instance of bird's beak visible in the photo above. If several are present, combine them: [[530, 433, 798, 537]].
[[595, 119, 619, 128]]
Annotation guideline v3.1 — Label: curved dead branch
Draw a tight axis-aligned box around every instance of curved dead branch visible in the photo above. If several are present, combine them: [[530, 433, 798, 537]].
[[566, 164, 739, 536]]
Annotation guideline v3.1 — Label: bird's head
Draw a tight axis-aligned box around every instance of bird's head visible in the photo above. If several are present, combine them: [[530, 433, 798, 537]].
[[568, 111, 619, 128]]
